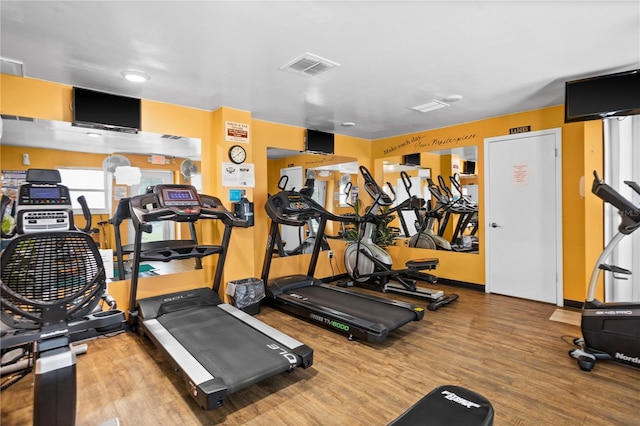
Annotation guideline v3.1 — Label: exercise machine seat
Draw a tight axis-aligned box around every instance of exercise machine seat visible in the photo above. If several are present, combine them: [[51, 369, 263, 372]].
[[389, 385, 494, 426]]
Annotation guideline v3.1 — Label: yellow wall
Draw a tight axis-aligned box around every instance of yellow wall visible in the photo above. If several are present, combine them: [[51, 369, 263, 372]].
[[1, 74, 604, 305], [372, 105, 604, 301]]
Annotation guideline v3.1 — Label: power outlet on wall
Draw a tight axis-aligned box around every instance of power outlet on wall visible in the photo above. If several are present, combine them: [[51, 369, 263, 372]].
[[327, 250, 334, 259]]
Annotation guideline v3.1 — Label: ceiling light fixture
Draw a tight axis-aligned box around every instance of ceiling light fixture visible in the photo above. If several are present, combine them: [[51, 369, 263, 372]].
[[121, 70, 150, 83], [341, 121, 356, 127], [409, 100, 450, 113], [0, 58, 24, 77], [442, 94, 463, 103], [86, 132, 101, 138]]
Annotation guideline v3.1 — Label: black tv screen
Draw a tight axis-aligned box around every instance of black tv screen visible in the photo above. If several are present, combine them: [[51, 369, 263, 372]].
[[565, 69, 640, 123], [73, 87, 141, 132], [305, 129, 334, 154], [463, 161, 476, 175], [403, 153, 421, 166]]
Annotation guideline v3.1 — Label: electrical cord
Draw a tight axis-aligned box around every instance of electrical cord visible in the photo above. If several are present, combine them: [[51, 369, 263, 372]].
[[561, 335, 581, 347]]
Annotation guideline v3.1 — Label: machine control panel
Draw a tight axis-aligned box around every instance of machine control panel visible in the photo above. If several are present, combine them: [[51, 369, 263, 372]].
[[15, 183, 73, 233], [144, 184, 202, 221], [18, 183, 71, 207]]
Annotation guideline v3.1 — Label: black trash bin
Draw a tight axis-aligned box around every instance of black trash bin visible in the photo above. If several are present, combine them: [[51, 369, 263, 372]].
[[226, 277, 265, 315]]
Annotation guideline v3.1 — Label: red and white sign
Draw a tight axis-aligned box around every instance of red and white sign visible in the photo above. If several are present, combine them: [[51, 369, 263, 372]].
[[225, 121, 250, 143]]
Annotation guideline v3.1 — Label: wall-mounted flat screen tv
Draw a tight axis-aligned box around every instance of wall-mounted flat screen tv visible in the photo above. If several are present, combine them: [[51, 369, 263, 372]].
[[73, 87, 141, 132], [305, 129, 334, 154], [565, 69, 640, 123], [403, 153, 421, 166], [463, 161, 476, 175]]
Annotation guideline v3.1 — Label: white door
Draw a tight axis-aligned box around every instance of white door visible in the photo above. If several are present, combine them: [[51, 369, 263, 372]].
[[484, 129, 563, 304], [279, 166, 304, 252]]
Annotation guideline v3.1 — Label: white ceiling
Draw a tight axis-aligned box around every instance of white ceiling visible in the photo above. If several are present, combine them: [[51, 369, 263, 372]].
[[1, 1, 639, 141]]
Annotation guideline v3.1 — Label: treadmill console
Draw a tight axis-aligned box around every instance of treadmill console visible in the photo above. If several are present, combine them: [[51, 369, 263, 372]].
[[265, 192, 317, 223], [151, 184, 202, 220], [16, 182, 74, 233], [157, 186, 201, 208]]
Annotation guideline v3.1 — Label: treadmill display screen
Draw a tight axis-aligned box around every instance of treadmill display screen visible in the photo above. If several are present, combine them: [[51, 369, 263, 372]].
[[161, 188, 200, 206]]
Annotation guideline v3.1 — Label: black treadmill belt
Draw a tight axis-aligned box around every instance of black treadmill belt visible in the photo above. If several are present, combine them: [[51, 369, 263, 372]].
[[289, 285, 417, 331], [156, 305, 293, 393]]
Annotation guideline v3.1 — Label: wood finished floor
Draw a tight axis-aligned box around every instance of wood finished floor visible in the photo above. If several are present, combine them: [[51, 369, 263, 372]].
[[2, 283, 639, 426]]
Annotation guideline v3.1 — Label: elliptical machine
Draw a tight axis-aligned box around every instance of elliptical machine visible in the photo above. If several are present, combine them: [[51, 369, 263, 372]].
[[343, 166, 458, 311], [569, 171, 640, 371]]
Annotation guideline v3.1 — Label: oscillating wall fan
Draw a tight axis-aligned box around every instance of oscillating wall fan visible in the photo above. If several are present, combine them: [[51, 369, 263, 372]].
[[180, 159, 199, 180], [306, 169, 317, 180], [102, 154, 131, 173]]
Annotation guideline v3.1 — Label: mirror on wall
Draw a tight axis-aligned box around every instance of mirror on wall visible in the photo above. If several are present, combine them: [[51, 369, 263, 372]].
[[379, 146, 479, 254], [267, 147, 358, 256], [0, 116, 203, 279]]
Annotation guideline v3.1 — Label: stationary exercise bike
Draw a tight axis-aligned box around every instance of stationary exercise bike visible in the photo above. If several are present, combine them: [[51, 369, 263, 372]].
[[343, 166, 458, 311], [569, 171, 640, 371]]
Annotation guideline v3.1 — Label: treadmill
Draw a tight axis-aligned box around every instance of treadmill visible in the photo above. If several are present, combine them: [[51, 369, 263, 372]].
[[127, 184, 313, 410], [261, 187, 425, 343]]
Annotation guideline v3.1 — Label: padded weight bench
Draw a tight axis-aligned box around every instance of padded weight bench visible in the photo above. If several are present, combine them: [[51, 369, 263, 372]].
[[389, 385, 494, 426]]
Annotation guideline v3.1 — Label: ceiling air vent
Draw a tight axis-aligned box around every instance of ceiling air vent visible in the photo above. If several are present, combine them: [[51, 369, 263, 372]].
[[409, 100, 450, 113], [1, 114, 34, 122], [161, 134, 184, 140], [280, 52, 340, 77]]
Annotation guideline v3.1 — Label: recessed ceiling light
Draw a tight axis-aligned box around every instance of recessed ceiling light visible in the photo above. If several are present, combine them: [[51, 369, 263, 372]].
[[86, 132, 101, 138], [121, 70, 150, 83], [442, 94, 463, 103], [341, 121, 356, 127]]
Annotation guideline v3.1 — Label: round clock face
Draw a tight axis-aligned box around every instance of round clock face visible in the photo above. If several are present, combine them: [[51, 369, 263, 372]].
[[228, 145, 247, 164]]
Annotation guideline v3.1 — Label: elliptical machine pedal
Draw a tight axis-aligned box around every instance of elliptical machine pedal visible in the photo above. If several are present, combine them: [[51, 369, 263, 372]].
[[427, 294, 460, 311]]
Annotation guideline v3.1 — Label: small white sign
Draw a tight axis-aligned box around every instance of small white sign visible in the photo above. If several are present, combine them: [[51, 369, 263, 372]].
[[114, 166, 141, 185], [222, 162, 255, 188], [225, 121, 250, 143]]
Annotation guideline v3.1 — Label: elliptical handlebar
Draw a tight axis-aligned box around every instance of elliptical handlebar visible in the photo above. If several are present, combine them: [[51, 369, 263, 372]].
[[359, 165, 394, 207], [277, 175, 289, 191], [592, 170, 640, 235], [400, 170, 412, 192], [76, 195, 93, 233], [624, 180, 640, 196]]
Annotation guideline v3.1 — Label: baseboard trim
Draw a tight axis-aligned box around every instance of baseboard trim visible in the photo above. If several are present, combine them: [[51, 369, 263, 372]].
[[563, 299, 583, 309], [436, 278, 485, 292]]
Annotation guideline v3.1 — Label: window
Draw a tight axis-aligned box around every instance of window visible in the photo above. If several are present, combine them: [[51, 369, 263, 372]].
[[57, 168, 108, 214]]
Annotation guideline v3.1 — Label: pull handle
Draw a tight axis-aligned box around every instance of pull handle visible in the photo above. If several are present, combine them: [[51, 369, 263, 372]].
[[490, 222, 501, 228]]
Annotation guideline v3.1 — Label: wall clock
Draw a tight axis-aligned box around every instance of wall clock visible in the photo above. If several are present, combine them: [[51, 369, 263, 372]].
[[228, 145, 247, 164]]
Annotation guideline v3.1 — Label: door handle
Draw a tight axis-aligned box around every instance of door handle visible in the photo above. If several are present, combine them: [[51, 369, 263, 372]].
[[490, 222, 501, 228]]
